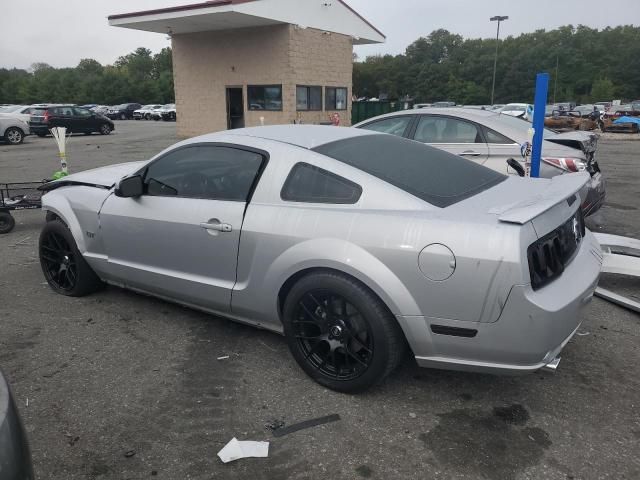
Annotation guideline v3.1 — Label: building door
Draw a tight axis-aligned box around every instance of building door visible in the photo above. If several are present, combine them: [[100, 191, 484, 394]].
[[226, 87, 245, 129]]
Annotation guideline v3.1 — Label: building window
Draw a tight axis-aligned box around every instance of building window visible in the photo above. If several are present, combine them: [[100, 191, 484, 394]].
[[296, 86, 322, 111], [325, 87, 348, 111], [248, 85, 283, 111]]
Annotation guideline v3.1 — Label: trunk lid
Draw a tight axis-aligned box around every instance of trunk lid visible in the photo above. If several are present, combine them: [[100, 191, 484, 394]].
[[545, 131, 598, 160], [490, 172, 589, 225]]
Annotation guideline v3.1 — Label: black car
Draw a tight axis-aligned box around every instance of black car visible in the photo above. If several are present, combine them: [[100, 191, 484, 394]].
[[106, 103, 142, 120], [0, 369, 33, 480], [29, 106, 114, 137]]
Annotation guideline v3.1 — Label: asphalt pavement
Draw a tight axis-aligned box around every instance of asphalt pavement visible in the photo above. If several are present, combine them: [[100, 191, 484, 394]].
[[0, 122, 638, 479]]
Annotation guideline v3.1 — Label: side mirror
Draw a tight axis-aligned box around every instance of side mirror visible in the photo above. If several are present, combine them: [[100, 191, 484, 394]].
[[115, 175, 144, 198], [506, 158, 526, 177]]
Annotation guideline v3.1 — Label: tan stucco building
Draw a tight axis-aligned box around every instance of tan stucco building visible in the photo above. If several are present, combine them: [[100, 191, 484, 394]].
[[109, 0, 384, 137]]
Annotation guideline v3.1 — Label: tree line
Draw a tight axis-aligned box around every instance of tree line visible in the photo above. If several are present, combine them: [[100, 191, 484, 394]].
[[0, 47, 174, 105], [353, 25, 640, 105], [1, 25, 639, 106]]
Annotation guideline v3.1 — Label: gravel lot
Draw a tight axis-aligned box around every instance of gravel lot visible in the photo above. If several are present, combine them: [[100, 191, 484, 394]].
[[1, 122, 639, 480]]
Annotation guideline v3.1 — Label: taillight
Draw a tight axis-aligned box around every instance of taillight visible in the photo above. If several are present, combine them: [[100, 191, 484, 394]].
[[527, 210, 584, 290], [43, 110, 50, 122], [542, 157, 587, 173]]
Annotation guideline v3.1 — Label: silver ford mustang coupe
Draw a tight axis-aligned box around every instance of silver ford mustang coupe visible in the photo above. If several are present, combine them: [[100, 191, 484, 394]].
[[38, 125, 603, 392]]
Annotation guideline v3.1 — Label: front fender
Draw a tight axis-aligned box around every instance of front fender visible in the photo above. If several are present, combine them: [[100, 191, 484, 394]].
[[41, 186, 111, 255], [41, 191, 87, 253]]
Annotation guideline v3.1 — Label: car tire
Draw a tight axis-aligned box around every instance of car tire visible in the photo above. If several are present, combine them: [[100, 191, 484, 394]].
[[99, 124, 111, 135], [153, 116, 160, 121], [144, 113, 151, 120], [0, 211, 15, 234], [120, 113, 127, 120], [5, 127, 24, 145], [282, 271, 406, 393], [39, 220, 104, 297]]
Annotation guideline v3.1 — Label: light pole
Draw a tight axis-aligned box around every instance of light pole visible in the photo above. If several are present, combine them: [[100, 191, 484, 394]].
[[490, 15, 508, 105], [553, 51, 559, 105]]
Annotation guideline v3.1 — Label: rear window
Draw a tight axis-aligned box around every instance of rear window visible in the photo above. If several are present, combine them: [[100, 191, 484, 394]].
[[312, 134, 506, 208]]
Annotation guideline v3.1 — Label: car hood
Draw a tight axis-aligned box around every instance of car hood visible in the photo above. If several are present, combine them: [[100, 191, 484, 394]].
[[40, 161, 147, 192], [545, 131, 598, 155]]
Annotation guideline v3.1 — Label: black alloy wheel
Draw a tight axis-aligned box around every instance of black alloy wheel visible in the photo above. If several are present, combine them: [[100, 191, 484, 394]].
[[39, 220, 104, 296], [293, 290, 374, 381], [283, 272, 406, 393], [40, 229, 78, 293], [99, 124, 111, 135]]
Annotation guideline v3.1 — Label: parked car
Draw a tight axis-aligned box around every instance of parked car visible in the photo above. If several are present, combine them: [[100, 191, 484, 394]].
[[133, 105, 163, 120], [0, 105, 35, 123], [91, 105, 111, 116], [498, 103, 534, 121], [38, 125, 601, 392], [106, 103, 142, 120], [354, 108, 606, 216], [0, 369, 34, 479], [432, 101, 456, 108], [0, 116, 30, 145], [150, 104, 176, 121], [29, 105, 114, 137], [160, 104, 177, 122]]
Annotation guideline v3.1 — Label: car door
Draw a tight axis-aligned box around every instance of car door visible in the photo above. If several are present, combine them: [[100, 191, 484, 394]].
[[411, 115, 489, 164], [98, 144, 267, 313], [73, 107, 96, 132], [55, 106, 76, 131], [482, 126, 521, 175]]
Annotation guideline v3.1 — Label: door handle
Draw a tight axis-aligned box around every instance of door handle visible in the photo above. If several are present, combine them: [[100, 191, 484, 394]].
[[460, 151, 481, 157], [200, 221, 233, 233]]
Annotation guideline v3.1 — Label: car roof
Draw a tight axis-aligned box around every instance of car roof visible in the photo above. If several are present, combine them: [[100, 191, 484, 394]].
[[356, 107, 500, 124], [221, 125, 377, 149]]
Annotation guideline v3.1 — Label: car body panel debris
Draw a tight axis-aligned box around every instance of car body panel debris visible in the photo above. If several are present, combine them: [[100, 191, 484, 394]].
[[217, 438, 269, 463], [271, 414, 341, 437]]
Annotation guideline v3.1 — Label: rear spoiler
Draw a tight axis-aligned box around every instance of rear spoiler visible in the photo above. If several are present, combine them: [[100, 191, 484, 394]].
[[490, 172, 590, 225]]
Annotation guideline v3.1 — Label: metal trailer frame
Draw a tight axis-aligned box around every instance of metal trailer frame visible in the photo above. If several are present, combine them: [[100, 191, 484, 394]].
[[593, 233, 640, 314]]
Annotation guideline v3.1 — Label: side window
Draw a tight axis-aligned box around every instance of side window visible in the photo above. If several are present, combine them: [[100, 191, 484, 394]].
[[74, 108, 91, 117], [359, 117, 412, 137], [144, 145, 264, 201], [281, 163, 362, 204], [414, 116, 483, 144], [484, 127, 514, 144], [60, 107, 74, 116]]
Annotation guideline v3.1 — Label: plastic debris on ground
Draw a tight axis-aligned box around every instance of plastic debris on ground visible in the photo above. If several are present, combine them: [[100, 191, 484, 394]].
[[217, 438, 269, 463]]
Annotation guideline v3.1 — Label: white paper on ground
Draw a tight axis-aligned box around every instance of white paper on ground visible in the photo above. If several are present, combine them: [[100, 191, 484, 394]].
[[217, 437, 269, 463]]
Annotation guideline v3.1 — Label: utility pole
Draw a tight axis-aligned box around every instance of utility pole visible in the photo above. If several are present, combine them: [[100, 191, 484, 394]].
[[490, 15, 509, 105], [553, 52, 559, 105]]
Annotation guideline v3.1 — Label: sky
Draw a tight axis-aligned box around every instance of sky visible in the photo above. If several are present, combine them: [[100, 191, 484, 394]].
[[1, 0, 639, 70]]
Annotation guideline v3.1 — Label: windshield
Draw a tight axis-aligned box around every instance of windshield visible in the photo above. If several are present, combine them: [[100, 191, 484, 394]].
[[313, 134, 506, 208]]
